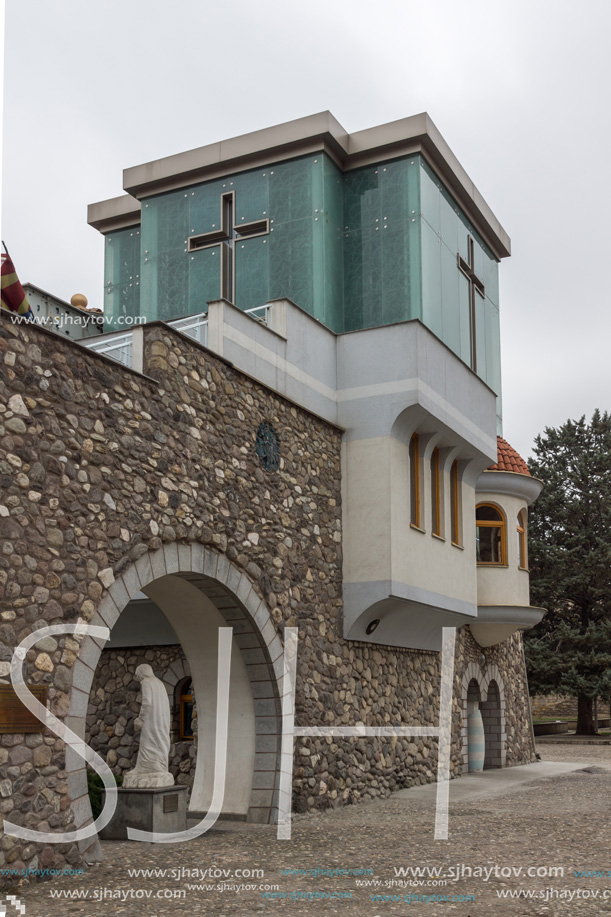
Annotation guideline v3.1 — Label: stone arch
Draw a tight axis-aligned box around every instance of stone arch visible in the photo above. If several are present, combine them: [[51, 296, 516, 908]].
[[460, 661, 506, 771], [466, 678, 481, 710], [480, 674, 506, 769], [172, 673, 192, 740], [164, 659, 190, 700], [64, 543, 284, 861]]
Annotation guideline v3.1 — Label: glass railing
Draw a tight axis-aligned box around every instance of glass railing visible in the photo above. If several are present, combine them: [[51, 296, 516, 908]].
[[84, 330, 134, 367], [82, 303, 271, 369]]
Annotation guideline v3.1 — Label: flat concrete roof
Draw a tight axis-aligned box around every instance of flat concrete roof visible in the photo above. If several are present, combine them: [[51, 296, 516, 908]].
[[87, 193, 141, 233], [88, 111, 510, 258]]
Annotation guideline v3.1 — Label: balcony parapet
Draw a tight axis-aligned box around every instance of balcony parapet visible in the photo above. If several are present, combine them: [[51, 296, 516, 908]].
[[470, 604, 545, 648], [477, 469, 543, 505]]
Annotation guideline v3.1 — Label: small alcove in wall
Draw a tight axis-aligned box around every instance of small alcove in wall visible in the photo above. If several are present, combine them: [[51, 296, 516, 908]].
[[461, 662, 506, 772]]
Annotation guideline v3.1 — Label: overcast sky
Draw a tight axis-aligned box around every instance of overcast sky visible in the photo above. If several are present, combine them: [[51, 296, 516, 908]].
[[2, 0, 610, 460]]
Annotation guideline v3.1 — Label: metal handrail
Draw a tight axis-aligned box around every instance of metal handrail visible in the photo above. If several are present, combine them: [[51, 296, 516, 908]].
[[85, 332, 133, 355], [82, 302, 271, 368], [171, 312, 209, 347], [244, 304, 270, 324], [171, 311, 208, 333], [85, 331, 134, 368]]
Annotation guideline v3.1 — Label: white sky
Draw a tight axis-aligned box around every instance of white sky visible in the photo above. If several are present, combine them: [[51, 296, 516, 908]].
[[2, 0, 610, 460]]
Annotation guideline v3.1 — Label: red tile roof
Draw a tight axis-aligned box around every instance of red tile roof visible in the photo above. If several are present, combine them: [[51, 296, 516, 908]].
[[487, 436, 531, 476]]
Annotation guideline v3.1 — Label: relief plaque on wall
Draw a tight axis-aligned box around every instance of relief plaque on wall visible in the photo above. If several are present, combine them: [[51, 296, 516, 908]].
[[0, 685, 48, 733]]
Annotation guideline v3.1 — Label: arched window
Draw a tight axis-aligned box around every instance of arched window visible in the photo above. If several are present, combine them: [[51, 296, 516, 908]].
[[450, 460, 461, 545], [517, 510, 527, 569], [179, 677, 194, 740], [476, 504, 506, 565], [431, 447, 441, 536], [409, 434, 420, 528]]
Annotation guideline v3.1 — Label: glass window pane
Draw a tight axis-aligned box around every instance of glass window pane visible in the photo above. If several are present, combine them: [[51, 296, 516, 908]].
[[517, 513, 525, 567], [431, 449, 440, 535], [450, 461, 459, 544], [476, 505, 502, 522], [477, 525, 502, 563], [409, 435, 419, 526]]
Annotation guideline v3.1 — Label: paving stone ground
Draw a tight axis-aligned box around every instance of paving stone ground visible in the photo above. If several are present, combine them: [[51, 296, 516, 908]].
[[15, 744, 611, 917]]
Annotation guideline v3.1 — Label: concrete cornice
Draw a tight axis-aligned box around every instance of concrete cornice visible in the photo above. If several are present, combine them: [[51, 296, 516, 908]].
[[470, 604, 546, 647], [88, 111, 510, 259], [475, 605, 546, 630], [476, 469, 544, 505], [87, 194, 141, 233], [121, 111, 348, 201]]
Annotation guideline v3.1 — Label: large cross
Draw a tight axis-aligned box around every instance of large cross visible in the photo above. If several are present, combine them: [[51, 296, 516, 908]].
[[457, 235, 485, 372], [188, 191, 269, 303]]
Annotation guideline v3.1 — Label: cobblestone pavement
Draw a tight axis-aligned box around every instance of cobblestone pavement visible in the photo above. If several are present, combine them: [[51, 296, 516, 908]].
[[14, 745, 611, 917]]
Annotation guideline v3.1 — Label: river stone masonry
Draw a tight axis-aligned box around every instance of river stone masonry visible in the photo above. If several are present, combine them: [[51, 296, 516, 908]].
[[0, 313, 535, 884], [86, 646, 193, 786]]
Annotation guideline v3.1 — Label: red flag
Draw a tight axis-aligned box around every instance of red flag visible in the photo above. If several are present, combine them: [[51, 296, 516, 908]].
[[1, 251, 34, 320]]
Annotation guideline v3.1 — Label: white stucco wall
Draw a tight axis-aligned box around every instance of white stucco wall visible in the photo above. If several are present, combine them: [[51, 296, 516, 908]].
[[475, 491, 530, 607], [341, 437, 392, 585], [143, 575, 256, 816], [390, 438, 477, 607]]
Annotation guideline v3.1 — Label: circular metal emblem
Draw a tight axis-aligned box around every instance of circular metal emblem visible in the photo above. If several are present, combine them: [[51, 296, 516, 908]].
[[255, 422, 280, 472]]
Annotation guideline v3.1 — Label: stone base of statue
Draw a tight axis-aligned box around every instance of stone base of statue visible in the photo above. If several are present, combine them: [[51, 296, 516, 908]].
[[99, 785, 188, 840], [123, 770, 174, 789]]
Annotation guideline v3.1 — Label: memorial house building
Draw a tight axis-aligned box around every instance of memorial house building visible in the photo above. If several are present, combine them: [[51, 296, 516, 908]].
[[0, 112, 543, 876]]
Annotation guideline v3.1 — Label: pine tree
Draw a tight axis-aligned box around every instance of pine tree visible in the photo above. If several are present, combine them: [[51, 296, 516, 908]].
[[524, 410, 611, 735]]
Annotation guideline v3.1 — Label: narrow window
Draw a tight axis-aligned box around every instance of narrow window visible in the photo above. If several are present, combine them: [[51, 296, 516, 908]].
[[409, 434, 420, 528], [476, 504, 507, 565], [431, 448, 441, 536], [179, 677, 194, 740], [517, 510, 527, 568], [450, 460, 461, 545]]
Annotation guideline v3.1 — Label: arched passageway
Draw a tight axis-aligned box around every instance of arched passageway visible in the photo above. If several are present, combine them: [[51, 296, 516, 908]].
[[461, 662, 506, 773], [65, 544, 284, 861]]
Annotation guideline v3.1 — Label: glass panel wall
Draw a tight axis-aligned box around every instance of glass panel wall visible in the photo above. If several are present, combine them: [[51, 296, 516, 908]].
[[101, 153, 503, 425], [104, 227, 141, 327]]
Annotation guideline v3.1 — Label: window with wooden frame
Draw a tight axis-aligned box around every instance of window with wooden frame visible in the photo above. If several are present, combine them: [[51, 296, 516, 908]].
[[450, 460, 461, 545], [476, 504, 507, 565], [517, 510, 527, 569], [179, 677, 194, 740], [409, 434, 421, 528], [430, 447, 441, 536]]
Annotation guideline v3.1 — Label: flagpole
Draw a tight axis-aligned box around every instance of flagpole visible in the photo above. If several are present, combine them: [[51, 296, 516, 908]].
[[1, 240, 8, 255]]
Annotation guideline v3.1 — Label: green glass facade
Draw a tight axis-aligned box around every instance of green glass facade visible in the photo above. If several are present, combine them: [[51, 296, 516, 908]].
[[104, 227, 141, 321], [103, 153, 502, 416], [418, 160, 502, 426], [343, 156, 421, 332]]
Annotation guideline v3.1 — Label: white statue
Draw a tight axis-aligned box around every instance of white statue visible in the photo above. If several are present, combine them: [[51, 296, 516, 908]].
[[123, 664, 174, 788]]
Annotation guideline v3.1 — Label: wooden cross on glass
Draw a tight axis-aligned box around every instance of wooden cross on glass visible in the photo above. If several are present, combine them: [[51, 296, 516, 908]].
[[188, 191, 269, 303], [457, 235, 486, 372]]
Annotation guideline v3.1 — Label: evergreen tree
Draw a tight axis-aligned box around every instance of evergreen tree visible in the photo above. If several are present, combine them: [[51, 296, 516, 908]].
[[524, 410, 611, 734]]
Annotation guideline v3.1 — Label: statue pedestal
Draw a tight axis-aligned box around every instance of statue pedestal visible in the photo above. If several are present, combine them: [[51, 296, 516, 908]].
[[99, 785, 188, 840]]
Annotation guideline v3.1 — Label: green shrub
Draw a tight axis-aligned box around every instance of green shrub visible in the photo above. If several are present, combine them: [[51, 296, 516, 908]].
[[87, 769, 123, 820]]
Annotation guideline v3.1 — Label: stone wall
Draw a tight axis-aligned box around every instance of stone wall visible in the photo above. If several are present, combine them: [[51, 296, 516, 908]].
[[530, 696, 611, 720], [86, 646, 194, 786], [0, 313, 535, 883], [458, 627, 535, 769], [531, 695, 578, 718], [79, 629, 534, 815], [84, 632, 534, 814], [0, 313, 345, 878]]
